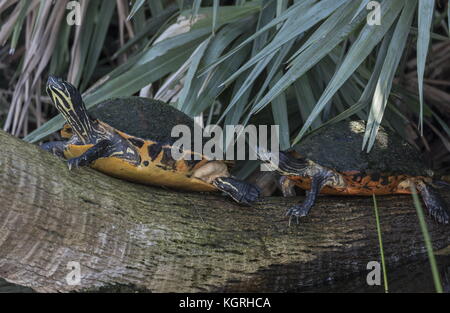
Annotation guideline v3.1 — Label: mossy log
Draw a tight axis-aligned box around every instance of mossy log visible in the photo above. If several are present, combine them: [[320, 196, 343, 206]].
[[0, 130, 449, 293]]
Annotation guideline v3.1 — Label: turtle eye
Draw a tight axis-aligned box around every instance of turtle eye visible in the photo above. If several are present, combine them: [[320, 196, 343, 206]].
[[61, 82, 74, 95]]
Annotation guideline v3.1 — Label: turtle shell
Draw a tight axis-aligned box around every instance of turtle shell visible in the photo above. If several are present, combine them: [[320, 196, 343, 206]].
[[293, 120, 430, 177], [88, 97, 195, 143]]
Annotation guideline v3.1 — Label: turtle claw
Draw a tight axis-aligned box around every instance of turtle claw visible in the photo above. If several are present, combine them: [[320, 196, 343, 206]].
[[67, 157, 86, 170], [428, 204, 449, 225], [417, 182, 450, 225], [286, 214, 300, 226], [67, 158, 77, 170], [285, 204, 310, 219]]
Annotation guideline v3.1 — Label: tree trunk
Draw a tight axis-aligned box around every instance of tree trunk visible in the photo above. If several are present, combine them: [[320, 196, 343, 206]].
[[0, 130, 449, 293]]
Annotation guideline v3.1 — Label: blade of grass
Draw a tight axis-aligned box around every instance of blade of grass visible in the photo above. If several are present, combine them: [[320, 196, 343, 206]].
[[372, 194, 389, 293], [84, 45, 198, 106], [410, 184, 443, 293], [191, 0, 202, 22], [198, 0, 312, 75], [181, 18, 256, 114], [293, 74, 322, 129], [212, 0, 219, 35], [49, 16, 71, 76], [363, 0, 416, 152], [9, 0, 30, 54], [148, 0, 164, 16], [131, 2, 146, 34], [351, 0, 371, 22], [136, 26, 211, 65], [270, 72, 290, 150], [185, 1, 262, 31], [276, 0, 288, 20], [237, 38, 296, 129], [253, 37, 295, 104], [190, 38, 252, 116], [0, 0, 22, 46], [416, 0, 435, 134], [127, 0, 146, 21], [68, 0, 97, 87], [288, 0, 359, 63], [250, 0, 367, 118], [215, 1, 276, 123], [176, 36, 211, 110], [223, 74, 253, 152], [308, 30, 393, 135], [225, 76, 251, 127], [79, 1, 117, 91], [220, 0, 348, 87], [252, 0, 275, 55]]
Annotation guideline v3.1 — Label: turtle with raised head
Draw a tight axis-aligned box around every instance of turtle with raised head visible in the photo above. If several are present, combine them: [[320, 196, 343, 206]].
[[258, 120, 449, 224], [41, 76, 260, 204]]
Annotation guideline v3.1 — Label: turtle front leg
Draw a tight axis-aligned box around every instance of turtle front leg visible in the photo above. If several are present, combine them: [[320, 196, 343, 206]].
[[286, 171, 335, 222], [416, 181, 449, 224], [212, 177, 261, 205], [259, 149, 340, 221], [40, 141, 66, 158], [67, 139, 111, 170]]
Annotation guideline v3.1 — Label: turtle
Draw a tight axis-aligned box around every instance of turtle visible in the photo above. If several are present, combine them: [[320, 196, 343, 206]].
[[40, 76, 260, 204], [258, 120, 449, 224]]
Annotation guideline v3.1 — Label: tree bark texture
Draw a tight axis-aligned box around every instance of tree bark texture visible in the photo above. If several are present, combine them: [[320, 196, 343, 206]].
[[0, 130, 449, 292]]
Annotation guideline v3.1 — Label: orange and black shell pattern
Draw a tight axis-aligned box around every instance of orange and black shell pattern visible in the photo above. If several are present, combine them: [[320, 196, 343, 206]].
[[62, 121, 222, 192], [287, 170, 428, 196]]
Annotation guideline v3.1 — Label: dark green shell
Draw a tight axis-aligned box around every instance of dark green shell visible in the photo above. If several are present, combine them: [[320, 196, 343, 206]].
[[88, 97, 195, 143], [293, 120, 430, 176]]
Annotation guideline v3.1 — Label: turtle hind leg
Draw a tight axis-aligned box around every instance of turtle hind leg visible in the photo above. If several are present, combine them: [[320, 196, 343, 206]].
[[213, 177, 261, 205], [286, 171, 334, 221], [278, 175, 297, 197], [416, 181, 449, 224], [40, 141, 66, 158]]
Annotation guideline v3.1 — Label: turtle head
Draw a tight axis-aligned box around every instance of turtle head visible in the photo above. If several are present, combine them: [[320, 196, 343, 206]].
[[46, 76, 94, 143]]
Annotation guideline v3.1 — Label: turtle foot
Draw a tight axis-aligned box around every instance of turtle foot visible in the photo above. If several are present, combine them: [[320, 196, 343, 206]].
[[40, 141, 66, 158], [241, 183, 261, 204], [427, 202, 449, 225], [213, 177, 261, 205], [67, 157, 87, 170], [417, 182, 449, 225]]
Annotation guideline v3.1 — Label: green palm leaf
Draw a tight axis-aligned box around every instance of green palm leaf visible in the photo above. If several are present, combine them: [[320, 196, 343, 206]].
[[295, 0, 406, 144], [416, 0, 435, 133], [363, 0, 417, 152]]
